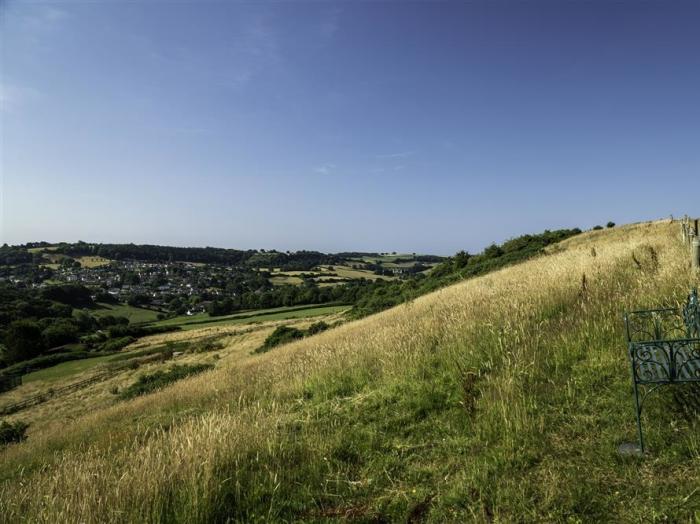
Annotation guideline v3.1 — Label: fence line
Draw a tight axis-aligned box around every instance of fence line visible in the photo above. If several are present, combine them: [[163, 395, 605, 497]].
[[679, 215, 699, 270], [0, 368, 119, 416]]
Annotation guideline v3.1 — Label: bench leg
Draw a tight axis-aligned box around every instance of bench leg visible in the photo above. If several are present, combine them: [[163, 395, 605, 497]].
[[632, 379, 645, 453]]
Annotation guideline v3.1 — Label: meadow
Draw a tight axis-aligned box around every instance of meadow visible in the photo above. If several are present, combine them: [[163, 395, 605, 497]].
[[91, 303, 162, 324], [1, 220, 698, 522]]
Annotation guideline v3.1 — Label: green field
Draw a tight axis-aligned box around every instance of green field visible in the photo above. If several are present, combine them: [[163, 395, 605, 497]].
[[269, 275, 304, 286], [23, 355, 117, 383], [320, 264, 392, 280], [90, 303, 161, 324]]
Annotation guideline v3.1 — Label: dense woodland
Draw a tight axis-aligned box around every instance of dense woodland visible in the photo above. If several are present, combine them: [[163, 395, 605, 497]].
[[46, 242, 342, 271]]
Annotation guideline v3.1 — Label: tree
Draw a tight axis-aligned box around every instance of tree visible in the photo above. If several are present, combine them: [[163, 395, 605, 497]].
[[42, 319, 80, 348], [453, 250, 471, 268], [41, 284, 93, 308], [3, 320, 44, 363]]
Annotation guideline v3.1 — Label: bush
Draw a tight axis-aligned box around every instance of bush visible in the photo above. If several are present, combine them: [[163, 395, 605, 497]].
[[42, 319, 80, 348], [0, 420, 29, 446], [255, 326, 305, 354], [108, 324, 180, 339], [307, 321, 330, 335], [606, 221, 616, 228], [118, 364, 213, 400], [98, 336, 135, 353]]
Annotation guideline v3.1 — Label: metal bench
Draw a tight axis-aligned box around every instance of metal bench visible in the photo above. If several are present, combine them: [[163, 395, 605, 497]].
[[623, 289, 700, 452]]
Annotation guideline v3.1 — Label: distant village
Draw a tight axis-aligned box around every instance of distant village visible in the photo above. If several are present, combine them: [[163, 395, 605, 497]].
[[0, 259, 249, 315]]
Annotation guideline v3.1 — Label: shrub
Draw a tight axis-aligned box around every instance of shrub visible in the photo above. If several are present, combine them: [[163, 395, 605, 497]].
[[307, 321, 330, 335], [606, 221, 616, 228], [118, 364, 213, 400], [255, 326, 304, 354], [0, 420, 28, 446], [98, 336, 136, 353]]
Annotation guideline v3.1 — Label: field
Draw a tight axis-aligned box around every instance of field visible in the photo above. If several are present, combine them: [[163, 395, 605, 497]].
[[77, 256, 111, 268], [319, 264, 393, 280], [268, 274, 304, 286], [90, 303, 161, 324], [1, 220, 699, 522], [22, 355, 117, 383]]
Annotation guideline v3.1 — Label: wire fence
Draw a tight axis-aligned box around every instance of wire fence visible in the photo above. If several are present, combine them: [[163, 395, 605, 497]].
[[0, 367, 123, 416]]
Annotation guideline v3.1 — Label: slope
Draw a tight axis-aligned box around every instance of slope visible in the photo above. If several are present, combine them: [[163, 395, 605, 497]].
[[1, 220, 698, 522]]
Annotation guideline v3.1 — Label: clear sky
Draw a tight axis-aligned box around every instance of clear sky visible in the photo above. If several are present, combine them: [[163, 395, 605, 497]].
[[1, 1, 698, 255]]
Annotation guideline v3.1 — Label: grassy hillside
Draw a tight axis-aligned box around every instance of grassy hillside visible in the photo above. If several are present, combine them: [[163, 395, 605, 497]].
[[1, 220, 699, 522]]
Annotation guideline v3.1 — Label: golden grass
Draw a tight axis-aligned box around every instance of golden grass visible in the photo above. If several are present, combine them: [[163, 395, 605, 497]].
[[77, 256, 112, 268]]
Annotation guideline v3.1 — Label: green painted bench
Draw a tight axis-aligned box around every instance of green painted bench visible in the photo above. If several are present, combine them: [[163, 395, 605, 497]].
[[623, 289, 700, 452]]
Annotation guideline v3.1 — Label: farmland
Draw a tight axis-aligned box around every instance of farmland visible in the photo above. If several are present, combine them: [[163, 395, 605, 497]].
[[89, 303, 161, 324]]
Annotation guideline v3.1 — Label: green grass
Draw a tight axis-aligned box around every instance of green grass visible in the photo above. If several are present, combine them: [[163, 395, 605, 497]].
[[23, 355, 117, 383], [328, 265, 393, 280], [269, 275, 304, 286], [90, 303, 161, 324]]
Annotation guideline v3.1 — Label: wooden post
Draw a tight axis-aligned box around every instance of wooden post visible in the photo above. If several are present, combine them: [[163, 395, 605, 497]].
[[693, 238, 700, 270]]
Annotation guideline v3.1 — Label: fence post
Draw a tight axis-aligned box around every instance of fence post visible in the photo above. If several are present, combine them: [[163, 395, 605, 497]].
[[693, 238, 700, 270]]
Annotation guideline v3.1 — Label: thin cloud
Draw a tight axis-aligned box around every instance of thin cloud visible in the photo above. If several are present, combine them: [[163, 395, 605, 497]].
[[219, 14, 280, 90], [314, 163, 336, 175], [0, 85, 43, 113], [376, 151, 415, 159], [21, 5, 70, 33], [320, 8, 341, 39]]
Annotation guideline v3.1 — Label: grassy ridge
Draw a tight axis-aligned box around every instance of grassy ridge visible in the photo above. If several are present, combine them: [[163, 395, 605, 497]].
[[1, 221, 699, 522]]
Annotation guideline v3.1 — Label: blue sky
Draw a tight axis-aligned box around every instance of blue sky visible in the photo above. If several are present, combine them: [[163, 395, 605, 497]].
[[2, 1, 698, 255]]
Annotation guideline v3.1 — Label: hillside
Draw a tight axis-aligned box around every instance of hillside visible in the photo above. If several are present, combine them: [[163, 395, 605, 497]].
[[1, 220, 699, 522]]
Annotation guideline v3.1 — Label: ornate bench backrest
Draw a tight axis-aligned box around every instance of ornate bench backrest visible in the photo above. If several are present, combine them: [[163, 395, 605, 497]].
[[624, 308, 685, 343], [683, 288, 700, 338]]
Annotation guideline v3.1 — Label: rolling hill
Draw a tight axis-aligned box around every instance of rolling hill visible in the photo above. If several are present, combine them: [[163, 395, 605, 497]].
[[1, 219, 699, 522]]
